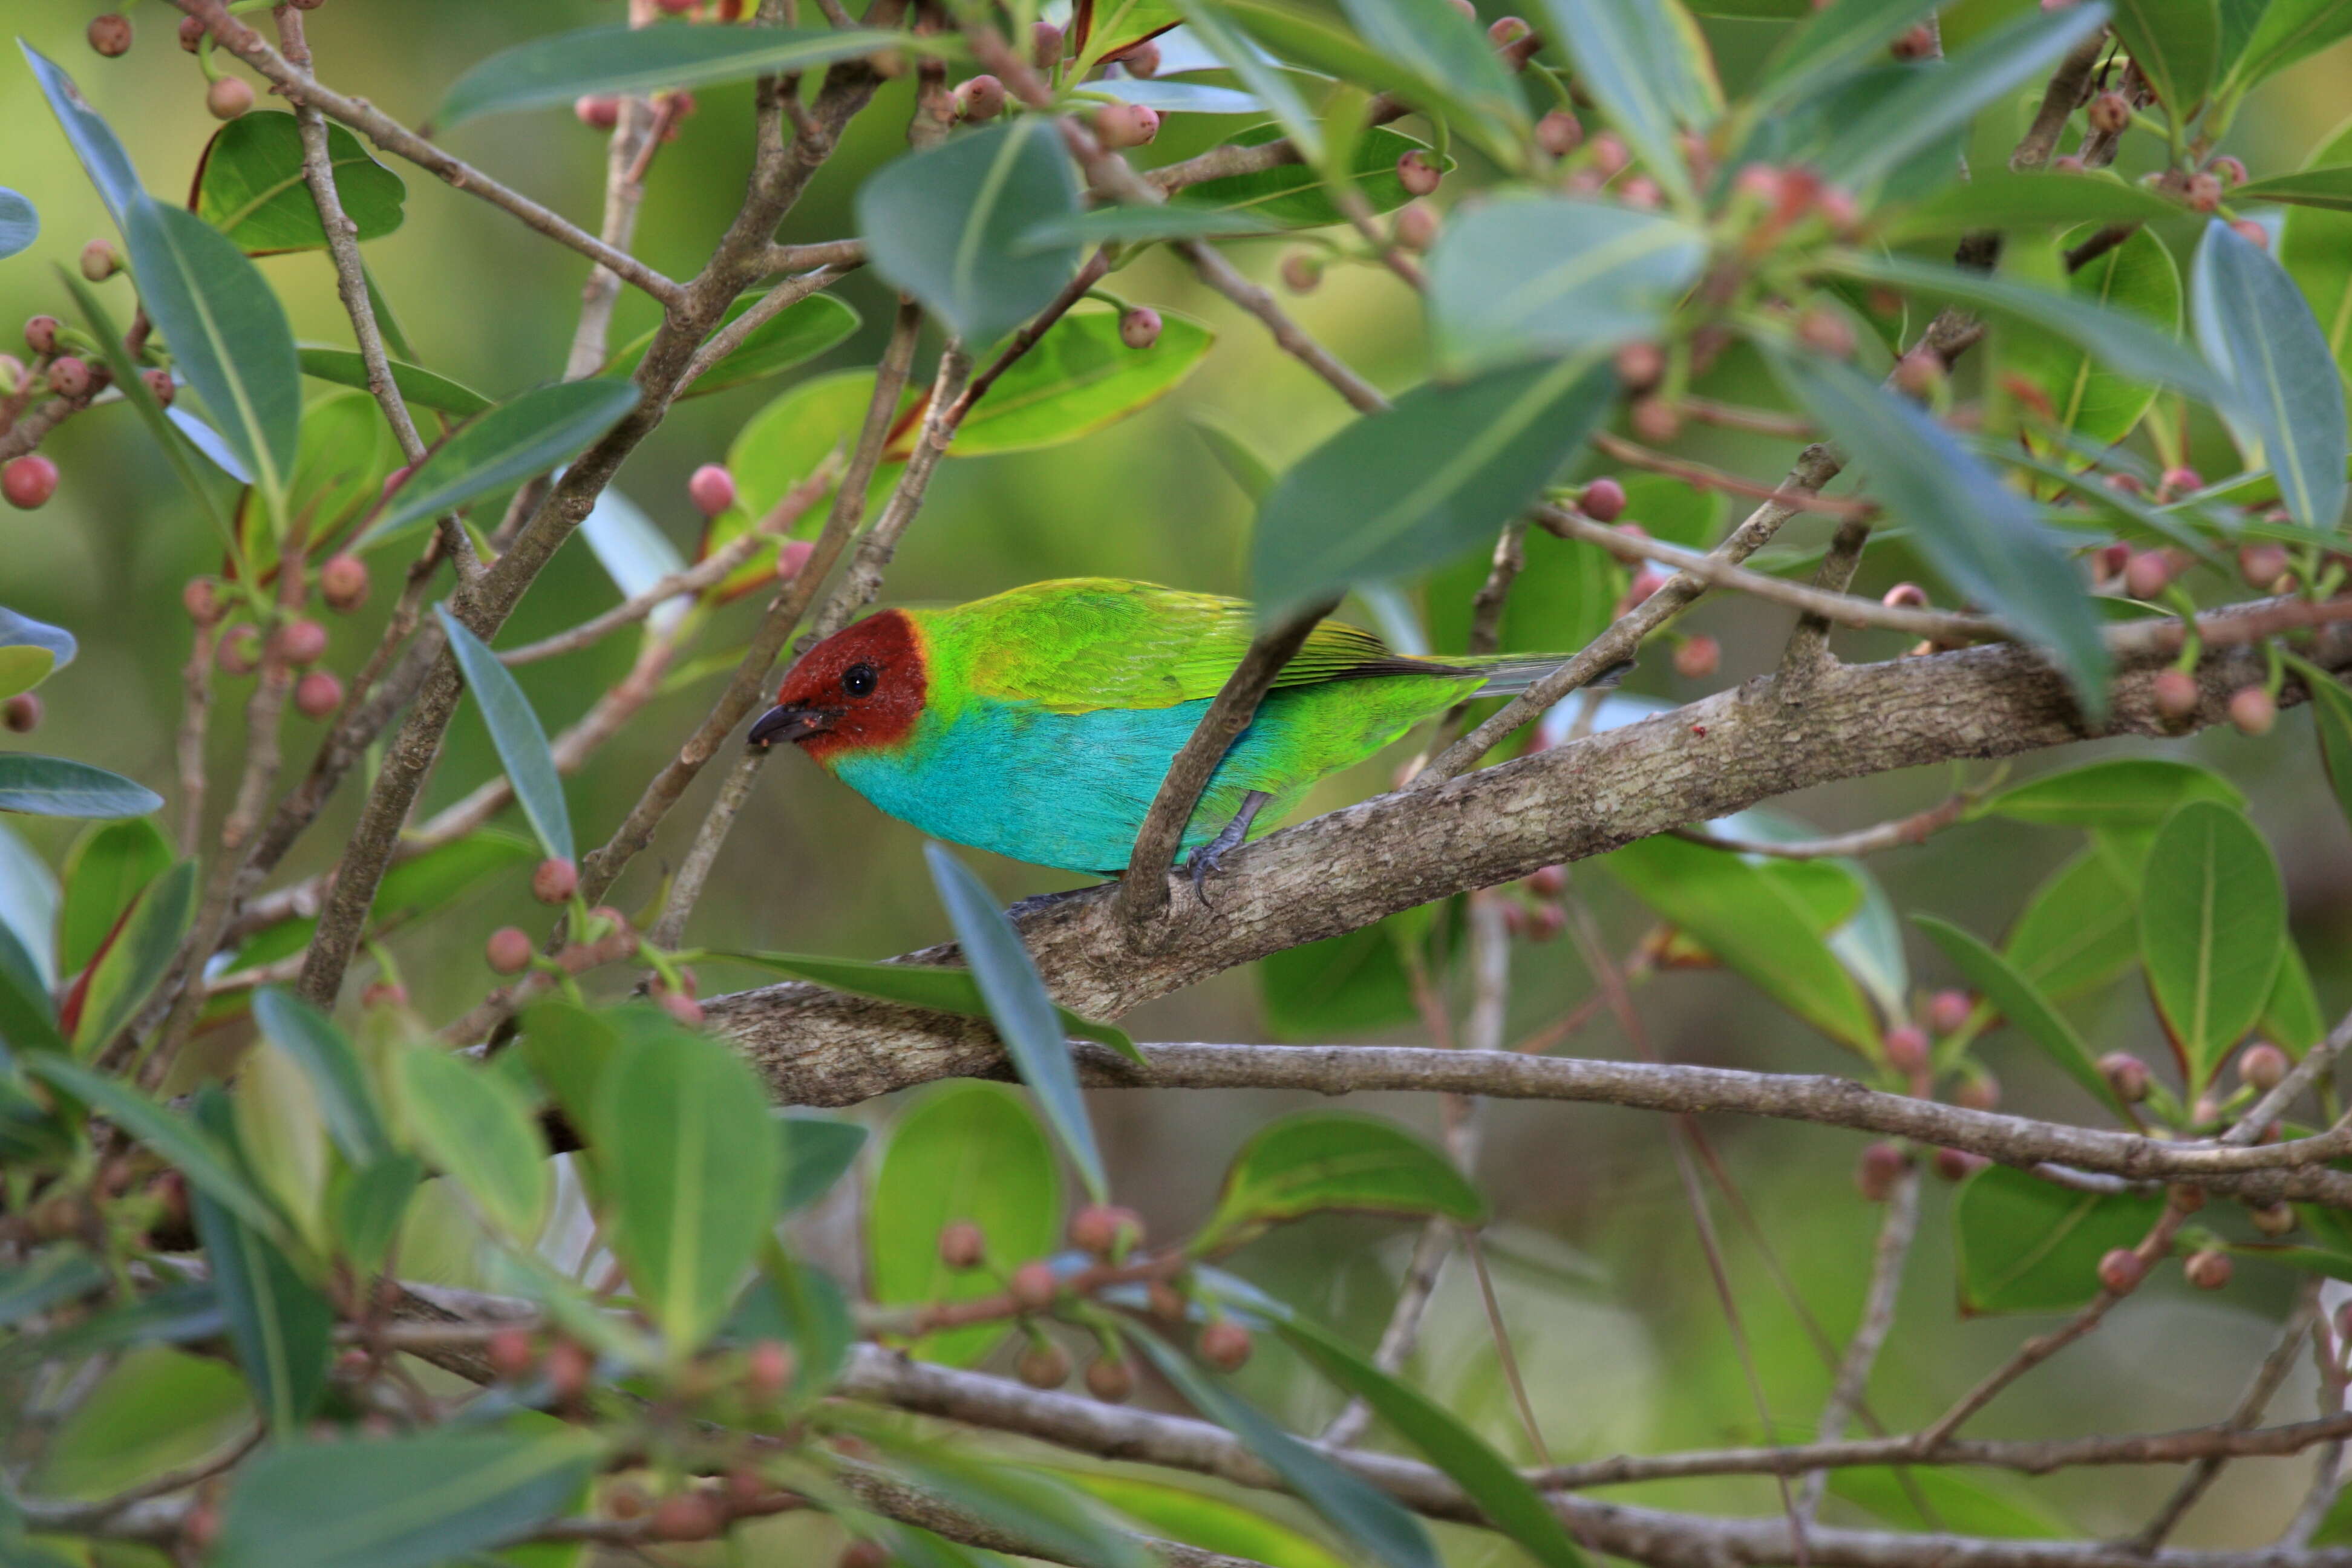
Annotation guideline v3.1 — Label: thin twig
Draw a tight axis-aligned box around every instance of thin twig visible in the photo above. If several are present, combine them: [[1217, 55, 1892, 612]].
[[1591, 432, 1877, 520], [175, 625, 215, 854], [1181, 241, 1388, 416], [2288, 1326, 2350, 1547], [676, 262, 862, 393], [1671, 791, 1976, 861], [1798, 1166, 1921, 1521]]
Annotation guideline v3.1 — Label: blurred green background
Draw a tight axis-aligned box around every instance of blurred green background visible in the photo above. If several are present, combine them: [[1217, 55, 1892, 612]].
[[8, 1, 2352, 1558]]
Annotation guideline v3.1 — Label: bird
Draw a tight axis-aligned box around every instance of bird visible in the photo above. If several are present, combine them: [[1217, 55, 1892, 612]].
[[748, 577, 1583, 878]]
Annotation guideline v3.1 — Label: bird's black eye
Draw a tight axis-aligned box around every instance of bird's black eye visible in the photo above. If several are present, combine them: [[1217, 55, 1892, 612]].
[[841, 662, 878, 699]]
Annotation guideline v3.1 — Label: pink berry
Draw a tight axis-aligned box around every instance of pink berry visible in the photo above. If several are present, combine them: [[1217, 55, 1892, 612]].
[[939, 1221, 986, 1269], [217, 626, 261, 676], [2151, 667, 2200, 719], [293, 670, 342, 719], [1279, 251, 1322, 293], [2229, 686, 2276, 736], [379, 465, 413, 501], [1881, 581, 1928, 609], [745, 1338, 794, 1400], [1120, 39, 1161, 77], [2157, 466, 2203, 498], [1524, 863, 1566, 896], [2239, 1041, 2289, 1091], [1796, 307, 1854, 359], [2099, 1051, 2151, 1102], [1630, 396, 1682, 443], [1889, 22, 1933, 57], [1955, 1073, 2001, 1112], [87, 14, 131, 56], [1488, 15, 1533, 45], [1882, 1025, 1930, 1074], [3, 694, 41, 734], [1032, 20, 1063, 68], [1397, 151, 1442, 197], [2238, 543, 2289, 590], [2097, 1247, 2145, 1293], [207, 76, 254, 120], [79, 240, 120, 282], [1092, 103, 1160, 149], [1672, 635, 1719, 679], [1893, 350, 1943, 399], [532, 857, 579, 904], [361, 980, 407, 1009], [183, 578, 226, 627], [2186, 172, 2222, 212], [658, 989, 705, 1028], [1613, 341, 1664, 390], [2184, 1249, 2233, 1290], [1009, 1261, 1057, 1310], [47, 358, 92, 400], [320, 553, 370, 612], [952, 74, 1005, 121], [2230, 218, 2270, 250], [1623, 567, 1669, 607], [1393, 200, 1440, 252], [1855, 1142, 1907, 1201], [178, 15, 207, 51], [1199, 1319, 1252, 1371], [1934, 1146, 1987, 1181], [2087, 91, 2130, 134], [1580, 477, 1627, 521], [1118, 307, 1162, 350], [776, 538, 815, 581], [1926, 989, 1972, 1036], [687, 463, 736, 518], [486, 927, 534, 975], [23, 316, 58, 356], [575, 95, 621, 129], [141, 368, 175, 406], [2122, 550, 2171, 600], [274, 618, 328, 666], [1537, 109, 1582, 157], [2053, 154, 2086, 172], [2, 454, 58, 510]]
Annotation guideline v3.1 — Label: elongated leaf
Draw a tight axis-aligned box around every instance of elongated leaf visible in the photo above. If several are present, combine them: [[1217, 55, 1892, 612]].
[[60, 271, 239, 549], [0, 755, 163, 819], [1337, 0, 1529, 163], [21, 44, 143, 223], [253, 987, 389, 1166], [190, 1109, 333, 1432], [1953, 1163, 2166, 1313], [26, 1056, 284, 1238], [858, 119, 1082, 347], [214, 1429, 600, 1568], [1092, 76, 1267, 115], [1978, 757, 2243, 826], [1253, 357, 1615, 615], [611, 289, 860, 398], [1915, 916, 2126, 1118], [2005, 847, 2142, 1001], [2264, 941, 2326, 1056], [0, 607, 73, 704], [436, 606, 573, 863], [1131, 1327, 1440, 1568], [2138, 799, 2285, 1088], [192, 111, 406, 253], [1270, 1310, 1586, 1568], [1051, 1472, 1350, 1568], [0, 1246, 106, 1328], [0, 918, 64, 1059], [2000, 227, 2183, 452], [1021, 203, 1281, 249], [1886, 171, 2187, 241], [2192, 218, 2348, 530], [58, 817, 170, 978], [717, 949, 1140, 1062], [235, 388, 402, 561], [72, 860, 193, 1056], [395, 1045, 550, 1244], [1768, 347, 2111, 719], [1832, 1464, 2073, 1539], [1426, 197, 1708, 377], [2224, 0, 2352, 90], [934, 303, 1213, 458], [1169, 0, 1326, 161], [440, 24, 926, 123], [123, 198, 303, 508], [0, 188, 34, 260], [1171, 123, 1443, 226], [863, 1446, 1152, 1568], [593, 1024, 780, 1355], [360, 378, 639, 548], [926, 843, 1107, 1203], [298, 345, 492, 416], [580, 486, 688, 626], [2112, 0, 2224, 116], [1195, 1112, 1485, 1253], [1753, 0, 1942, 105], [2243, 165, 2352, 215], [1815, 4, 2111, 189], [1606, 832, 1882, 1053], [1827, 249, 2223, 408], [1538, 0, 1719, 206], [779, 1114, 868, 1214], [1258, 903, 1453, 1039], [2290, 654, 2352, 837], [871, 1082, 1061, 1366]]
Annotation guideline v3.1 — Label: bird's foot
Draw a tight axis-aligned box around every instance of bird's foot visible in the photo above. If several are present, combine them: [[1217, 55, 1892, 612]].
[[1183, 790, 1273, 911]]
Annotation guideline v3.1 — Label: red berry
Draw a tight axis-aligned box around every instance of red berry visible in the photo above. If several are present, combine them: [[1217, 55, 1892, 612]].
[[2240, 1041, 2289, 1091], [745, 1338, 794, 1400], [775, 539, 815, 582], [1198, 1319, 1252, 1371], [486, 926, 534, 975], [1120, 39, 1161, 77], [1009, 1261, 1058, 1310], [183, 578, 226, 627], [274, 618, 328, 667], [687, 463, 736, 517], [2230, 218, 2272, 250], [2229, 686, 2276, 736], [1118, 307, 1163, 350], [1085, 1356, 1135, 1402], [79, 240, 120, 282], [1017, 1341, 1071, 1387], [1883, 1025, 1930, 1073], [293, 670, 343, 719], [1926, 989, 1972, 1036], [140, 368, 175, 407], [1672, 635, 1719, 679], [1623, 567, 1669, 608], [1537, 109, 1583, 157], [2151, 667, 2200, 719], [88, 14, 132, 56], [1070, 1204, 1124, 1255], [1033, 20, 1063, 68], [953, 74, 1005, 120], [179, 15, 207, 50], [2184, 1249, 2233, 1290], [1855, 1141, 1907, 1201], [1393, 200, 1440, 252], [207, 76, 255, 120], [1580, 477, 1627, 521], [575, 95, 621, 129], [2122, 550, 2171, 601], [2087, 91, 2131, 134], [939, 1220, 986, 1269], [2, 694, 41, 734], [2, 454, 58, 510], [2099, 1051, 2151, 1102], [47, 358, 93, 400], [1397, 150, 1442, 197], [532, 857, 580, 905], [2096, 1247, 2145, 1293], [2237, 543, 2289, 590], [319, 553, 370, 613], [23, 316, 58, 356], [216, 625, 261, 676], [1588, 133, 1629, 177], [487, 1327, 537, 1381]]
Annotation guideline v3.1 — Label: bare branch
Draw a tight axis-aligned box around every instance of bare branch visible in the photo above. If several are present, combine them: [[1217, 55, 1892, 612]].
[[1799, 1166, 1921, 1520], [2129, 1284, 2320, 1551], [1671, 789, 1976, 861]]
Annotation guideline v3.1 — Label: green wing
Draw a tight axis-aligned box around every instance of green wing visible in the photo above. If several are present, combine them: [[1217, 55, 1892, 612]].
[[953, 579, 1440, 713]]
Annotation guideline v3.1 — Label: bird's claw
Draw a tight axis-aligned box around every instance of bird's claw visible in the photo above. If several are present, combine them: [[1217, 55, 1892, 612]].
[[1185, 843, 1228, 909]]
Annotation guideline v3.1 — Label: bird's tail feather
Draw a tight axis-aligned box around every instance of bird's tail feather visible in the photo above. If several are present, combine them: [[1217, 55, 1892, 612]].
[[1460, 654, 1632, 697]]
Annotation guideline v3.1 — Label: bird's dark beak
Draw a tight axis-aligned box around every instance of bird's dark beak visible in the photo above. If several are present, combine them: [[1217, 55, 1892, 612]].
[[749, 702, 838, 747]]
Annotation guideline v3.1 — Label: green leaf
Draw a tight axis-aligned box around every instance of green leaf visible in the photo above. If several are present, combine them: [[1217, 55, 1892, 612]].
[[716, 949, 1140, 1063], [1997, 227, 2183, 452], [2222, 0, 2352, 91], [779, 1113, 868, 1215], [717, 368, 895, 595], [20, 44, 143, 224], [2280, 120, 2352, 381], [926, 843, 1107, 1203], [2138, 800, 2286, 1088], [2262, 941, 2326, 1056], [226, 829, 540, 975], [592, 1024, 780, 1356], [1269, 1309, 1587, 1568], [1952, 1163, 2166, 1313], [298, 345, 492, 417], [0, 1246, 105, 1328], [733, 1247, 855, 1397], [0, 607, 70, 702], [240, 387, 403, 557], [1195, 1111, 1485, 1254], [1129, 1327, 1440, 1568], [1257, 904, 1447, 1040], [71, 860, 193, 1056], [516, 999, 622, 1135], [860, 1446, 1152, 1568], [2241, 165, 2352, 212], [1020, 203, 1282, 250], [123, 197, 303, 509], [857, 119, 1082, 347], [1915, 915, 2127, 1119], [611, 289, 860, 399], [0, 918, 64, 1059], [1169, 123, 1443, 227], [1814, 3, 2112, 189], [870, 1083, 1060, 1366], [360, 379, 639, 549], [1051, 1472, 1350, 1568], [1537, 0, 1719, 206], [1425, 197, 1708, 377], [946, 302, 1213, 457], [1252, 357, 1616, 616], [1830, 1465, 2072, 1538], [1167, 0, 1327, 163], [435, 605, 574, 864], [1886, 171, 2187, 241], [253, 987, 390, 1167], [0, 754, 163, 819], [1605, 833, 1882, 1053], [1335, 0, 1530, 165], [2005, 847, 2142, 1002], [213, 1429, 601, 1568], [58, 817, 171, 978], [192, 111, 405, 253], [1979, 757, 2244, 826], [2291, 655, 2352, 837], [1767, 347, 2111, 719], [2192, 218, 2349, 530], [439, 23, 926, 123], [394, 1045, 551, 1245], [2112, 0, 2223, 117], [1752, 0, 1943, 107], [32, 1343, 249, 1504], [333, 1155, 421, 1275], [190, 1119, 333, 1431], [0, 188, 34, 260]]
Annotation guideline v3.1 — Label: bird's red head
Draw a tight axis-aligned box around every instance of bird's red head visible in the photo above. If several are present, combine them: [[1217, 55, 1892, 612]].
[[748, 609, 927, 763]]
